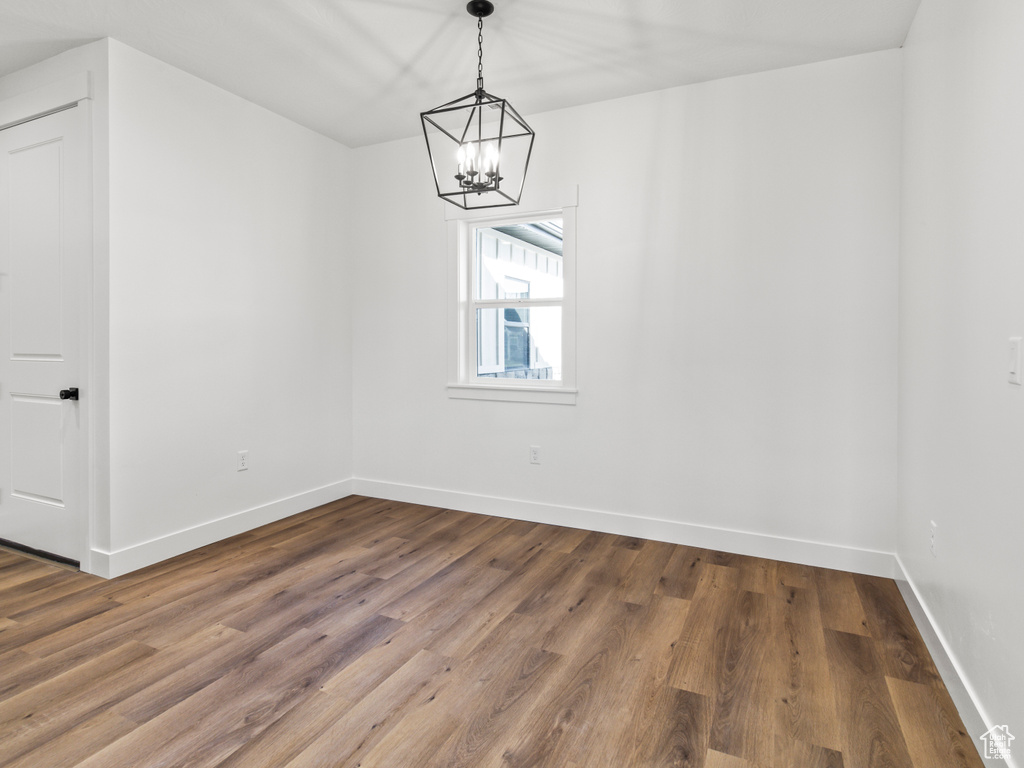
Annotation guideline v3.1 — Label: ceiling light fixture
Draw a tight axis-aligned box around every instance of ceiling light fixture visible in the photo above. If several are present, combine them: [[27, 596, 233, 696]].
[[420, 1, 535, 210]]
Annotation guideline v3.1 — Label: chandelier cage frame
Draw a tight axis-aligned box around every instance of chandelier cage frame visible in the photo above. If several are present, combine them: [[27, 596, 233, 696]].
[[420, 1, 536, 210]]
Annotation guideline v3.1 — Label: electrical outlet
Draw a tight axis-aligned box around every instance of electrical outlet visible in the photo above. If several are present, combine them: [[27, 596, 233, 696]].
[[529, 446, 541, 465], [929, 520, 937, 558], [237, 450, 249, 472]]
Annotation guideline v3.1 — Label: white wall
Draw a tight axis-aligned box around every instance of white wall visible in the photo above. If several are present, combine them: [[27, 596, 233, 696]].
[[102, 41, 353, 574], [900, 0, 1024, 744], [351, 51, 902, 572]]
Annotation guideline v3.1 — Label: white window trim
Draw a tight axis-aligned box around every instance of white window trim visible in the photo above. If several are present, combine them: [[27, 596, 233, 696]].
[[447, 203, 577, 405]]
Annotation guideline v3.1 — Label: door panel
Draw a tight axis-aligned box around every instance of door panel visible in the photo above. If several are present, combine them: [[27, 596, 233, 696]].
[[11, 394, 65, 505], [0, 105, 87, 563], [10, 138, 64, 357]]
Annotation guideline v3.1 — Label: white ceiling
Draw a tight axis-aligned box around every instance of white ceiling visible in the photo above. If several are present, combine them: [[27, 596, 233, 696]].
[[0, 0, 921, 148]]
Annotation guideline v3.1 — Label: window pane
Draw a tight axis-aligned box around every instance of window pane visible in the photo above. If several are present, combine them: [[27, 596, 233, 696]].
[[475, 220, 563, 300], [476, 306, 562, 381]]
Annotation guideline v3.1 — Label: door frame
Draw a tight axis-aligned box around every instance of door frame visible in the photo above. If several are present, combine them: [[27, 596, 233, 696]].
[[1, 74, 96, 573]]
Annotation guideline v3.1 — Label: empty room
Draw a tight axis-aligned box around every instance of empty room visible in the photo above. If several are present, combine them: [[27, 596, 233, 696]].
[[0, 0, 1020, 766]]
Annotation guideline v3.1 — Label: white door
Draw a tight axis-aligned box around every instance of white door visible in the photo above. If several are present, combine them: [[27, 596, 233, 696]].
[[0, 104, 90, 565]]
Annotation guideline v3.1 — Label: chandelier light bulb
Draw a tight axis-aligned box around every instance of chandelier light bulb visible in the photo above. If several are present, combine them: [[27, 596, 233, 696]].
[[485, 143, 499, 174]]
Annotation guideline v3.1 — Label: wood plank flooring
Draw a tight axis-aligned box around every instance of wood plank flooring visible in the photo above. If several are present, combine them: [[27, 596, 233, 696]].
[[0, 496, 983, 767]]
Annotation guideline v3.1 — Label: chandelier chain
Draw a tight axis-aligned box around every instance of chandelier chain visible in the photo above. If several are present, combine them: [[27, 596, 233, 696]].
[[476, 15, 485, 93]]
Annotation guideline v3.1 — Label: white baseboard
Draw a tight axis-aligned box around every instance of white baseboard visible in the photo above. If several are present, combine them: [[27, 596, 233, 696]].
[[351, 478, 898, 578], [895, 556, 1014, 768], [86, 478, 896, 580], [87, 479, 354, 579]]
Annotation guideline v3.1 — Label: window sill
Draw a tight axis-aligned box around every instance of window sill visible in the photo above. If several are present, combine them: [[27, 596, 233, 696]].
[[447, 383, 577, 405]]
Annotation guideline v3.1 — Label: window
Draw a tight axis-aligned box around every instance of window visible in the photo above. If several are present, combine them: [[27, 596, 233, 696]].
[[448, 207, 577, 404], [475, 227, 560, 380]]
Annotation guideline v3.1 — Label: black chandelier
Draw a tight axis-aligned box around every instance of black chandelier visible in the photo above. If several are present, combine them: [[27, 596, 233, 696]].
[[420, 1, 535, 210]]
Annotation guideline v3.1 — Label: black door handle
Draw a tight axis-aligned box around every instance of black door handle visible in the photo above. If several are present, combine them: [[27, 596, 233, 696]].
[[59, 388, 79, 401]]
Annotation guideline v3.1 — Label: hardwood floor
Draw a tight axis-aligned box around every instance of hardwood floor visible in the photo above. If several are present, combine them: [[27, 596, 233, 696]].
[[0, 496, 983, 767]]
